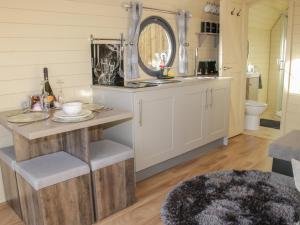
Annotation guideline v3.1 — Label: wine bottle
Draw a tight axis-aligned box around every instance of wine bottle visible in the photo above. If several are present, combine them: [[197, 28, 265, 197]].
[[42, 67, 56, 108]]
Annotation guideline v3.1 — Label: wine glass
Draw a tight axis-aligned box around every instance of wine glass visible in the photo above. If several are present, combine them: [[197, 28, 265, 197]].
[[56, 80, 65, 106]]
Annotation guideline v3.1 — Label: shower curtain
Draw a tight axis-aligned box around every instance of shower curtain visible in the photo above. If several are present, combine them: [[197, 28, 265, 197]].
[[126, 2, 143, 80]]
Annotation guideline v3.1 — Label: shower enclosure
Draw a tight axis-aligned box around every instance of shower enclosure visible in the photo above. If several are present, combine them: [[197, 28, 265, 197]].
[[267, 14, 288, 118]]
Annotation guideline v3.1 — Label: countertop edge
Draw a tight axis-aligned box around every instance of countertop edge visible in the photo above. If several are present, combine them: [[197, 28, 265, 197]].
[[0, 110, 133, 140], [92, 77, 232, 93], [25, 112, 133, 140]]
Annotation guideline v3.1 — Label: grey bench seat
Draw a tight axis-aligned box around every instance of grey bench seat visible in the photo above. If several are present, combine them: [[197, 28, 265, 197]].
[[269, 130, 300, 161], [90, 139, 135, 221], [269, 130, 300, 177], [0, 146, 22, 219], [15, 151, 93, 225], [15, 151, 90, 190], [90, 139, 134, 171]]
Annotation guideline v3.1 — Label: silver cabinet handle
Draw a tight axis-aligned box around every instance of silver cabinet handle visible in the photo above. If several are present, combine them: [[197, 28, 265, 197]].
[[210, 88, 213, 108], [138, 100, 143, 126], [205, 89, 209, 109]]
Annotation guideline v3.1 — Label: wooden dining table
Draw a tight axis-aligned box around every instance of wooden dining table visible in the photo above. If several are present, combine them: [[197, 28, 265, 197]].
[[0, 108, 133, 163]]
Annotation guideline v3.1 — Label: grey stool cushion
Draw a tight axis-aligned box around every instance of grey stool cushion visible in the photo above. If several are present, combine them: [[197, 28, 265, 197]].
[[15, 151, 90, 190], [90, 140, 134, 171], [269, 130, 300, 161], [272, 171, 296, 188], [0, 146, 16, 170]]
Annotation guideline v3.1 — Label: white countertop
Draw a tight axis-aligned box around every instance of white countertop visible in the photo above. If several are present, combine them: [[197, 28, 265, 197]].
[[92, 76, 232, 93]]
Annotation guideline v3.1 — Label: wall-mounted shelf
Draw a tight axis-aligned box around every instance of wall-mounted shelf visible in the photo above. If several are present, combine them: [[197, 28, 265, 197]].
[[196, 32, 219, 48]]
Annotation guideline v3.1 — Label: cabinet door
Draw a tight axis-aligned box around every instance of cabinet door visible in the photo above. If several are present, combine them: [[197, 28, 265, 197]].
[[175, 86, 205, 153], [205, 85, 230, 143], [134, 90, 176, 171]]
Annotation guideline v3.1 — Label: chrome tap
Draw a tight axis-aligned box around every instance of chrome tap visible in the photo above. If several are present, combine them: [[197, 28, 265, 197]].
[[194, 47, 199, 76]]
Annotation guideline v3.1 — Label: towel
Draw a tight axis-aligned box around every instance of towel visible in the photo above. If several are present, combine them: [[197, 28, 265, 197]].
[[258, 74, 263, 89]]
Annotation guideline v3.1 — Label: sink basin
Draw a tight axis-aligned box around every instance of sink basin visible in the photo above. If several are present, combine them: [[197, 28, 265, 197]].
[[196, 76, 217, 80], [183, 76, 217, 80], [141, 79, 182, 85]]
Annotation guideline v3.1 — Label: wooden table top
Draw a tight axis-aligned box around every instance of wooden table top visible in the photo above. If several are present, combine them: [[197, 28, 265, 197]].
[[0, 109, 133, 140]]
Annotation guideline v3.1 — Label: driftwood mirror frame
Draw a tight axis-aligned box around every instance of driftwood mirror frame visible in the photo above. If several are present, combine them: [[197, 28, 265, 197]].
[[138, 16, 176, 77]]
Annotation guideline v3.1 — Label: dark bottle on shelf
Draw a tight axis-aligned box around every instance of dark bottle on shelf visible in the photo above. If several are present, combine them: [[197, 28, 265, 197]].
[[42, 67, 56, 108]]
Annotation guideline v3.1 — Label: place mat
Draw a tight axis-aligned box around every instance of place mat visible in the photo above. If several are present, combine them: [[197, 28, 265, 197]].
[[7, 112, 50, 123], [83, 103, 105, 111]]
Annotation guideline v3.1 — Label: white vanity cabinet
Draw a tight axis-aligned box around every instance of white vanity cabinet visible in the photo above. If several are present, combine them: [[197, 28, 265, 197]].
[[204, 83, 230, 144], [133, 89, 176, 171], [92, 78, 231, 172], [174, 85, 206, 154]]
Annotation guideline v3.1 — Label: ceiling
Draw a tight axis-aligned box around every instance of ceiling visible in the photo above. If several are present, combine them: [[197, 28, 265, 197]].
[[248, 0, 288, 30]]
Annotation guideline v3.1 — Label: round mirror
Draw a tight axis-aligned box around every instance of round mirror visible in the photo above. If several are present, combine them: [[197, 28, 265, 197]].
[[138, 16, 176, 77]]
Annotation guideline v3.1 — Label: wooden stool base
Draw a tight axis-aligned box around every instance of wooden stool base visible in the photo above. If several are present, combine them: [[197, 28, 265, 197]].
[[92, 158, 136, 221], [17, 174, 93, 225], [0, 159, 22, 219]]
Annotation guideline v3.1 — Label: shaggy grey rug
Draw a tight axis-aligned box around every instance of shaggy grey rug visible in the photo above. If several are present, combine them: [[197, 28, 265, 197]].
[[161, 170, 300, 225]]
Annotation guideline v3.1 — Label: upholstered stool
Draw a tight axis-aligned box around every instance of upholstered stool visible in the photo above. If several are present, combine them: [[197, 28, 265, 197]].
[[15, 151, 93, 225], [0, 146, 22, 219], [90, 140, 136, 221], [269, 130, 300, 177]]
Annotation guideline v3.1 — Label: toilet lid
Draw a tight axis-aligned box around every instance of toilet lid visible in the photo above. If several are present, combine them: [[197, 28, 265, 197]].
[[246, 100, 267, 107]]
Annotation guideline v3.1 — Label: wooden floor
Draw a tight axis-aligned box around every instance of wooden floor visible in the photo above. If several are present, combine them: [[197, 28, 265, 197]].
[[0, 134, 273, 225], [243, 126, 281, 140]]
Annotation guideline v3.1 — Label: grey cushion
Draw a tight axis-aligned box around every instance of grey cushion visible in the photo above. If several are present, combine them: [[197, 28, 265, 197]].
[[271, 172, 296, 188], [269, 130, 300, 161], [90, 140, 134, 171], [0, 146, 16, 170], [15, 151, 90, 191]]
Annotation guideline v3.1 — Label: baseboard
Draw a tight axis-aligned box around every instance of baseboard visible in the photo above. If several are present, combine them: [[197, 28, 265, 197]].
[[136, 138, 224, 182], [0, 201, 8, 207]]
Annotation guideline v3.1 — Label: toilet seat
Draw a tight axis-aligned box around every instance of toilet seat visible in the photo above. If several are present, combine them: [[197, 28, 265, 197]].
[[246, 100, 267, 108], [245, 100, 268, 131]]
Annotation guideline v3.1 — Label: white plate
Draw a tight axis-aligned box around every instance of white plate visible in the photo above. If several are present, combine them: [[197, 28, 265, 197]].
[[53, 109, 92, 119], [7, 112, 50, 123], [83, 103, 105, 111], [52, 113, 95, 123]]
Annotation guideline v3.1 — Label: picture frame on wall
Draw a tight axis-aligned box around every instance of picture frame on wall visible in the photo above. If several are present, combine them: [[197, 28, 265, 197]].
[[91, 42, 124, 86]]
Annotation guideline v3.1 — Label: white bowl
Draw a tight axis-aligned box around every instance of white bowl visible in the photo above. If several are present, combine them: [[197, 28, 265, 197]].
[[62, 102, 82, 115]]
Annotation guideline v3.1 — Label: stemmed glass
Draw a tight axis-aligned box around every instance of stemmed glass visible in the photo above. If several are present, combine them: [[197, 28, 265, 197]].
[[56, 80, 65, 107]]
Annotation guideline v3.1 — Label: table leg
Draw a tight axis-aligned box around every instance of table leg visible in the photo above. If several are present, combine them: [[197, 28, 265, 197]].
[[62, 128, 90, 163], [13, 126, 103, 163], [13, 132, 63, 162]]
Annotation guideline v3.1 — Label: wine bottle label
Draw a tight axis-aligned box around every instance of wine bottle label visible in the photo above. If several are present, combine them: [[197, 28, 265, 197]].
[[43, 67, 49, 80]]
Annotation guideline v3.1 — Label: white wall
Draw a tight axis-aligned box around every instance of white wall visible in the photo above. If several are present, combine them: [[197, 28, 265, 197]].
[[0, 0, 219, 203], [248, 27, 270, 102], [247, 0, 287, 103]]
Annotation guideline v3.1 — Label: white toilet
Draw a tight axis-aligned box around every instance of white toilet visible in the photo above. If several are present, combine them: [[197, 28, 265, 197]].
[[245, 100, 268, 130]]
